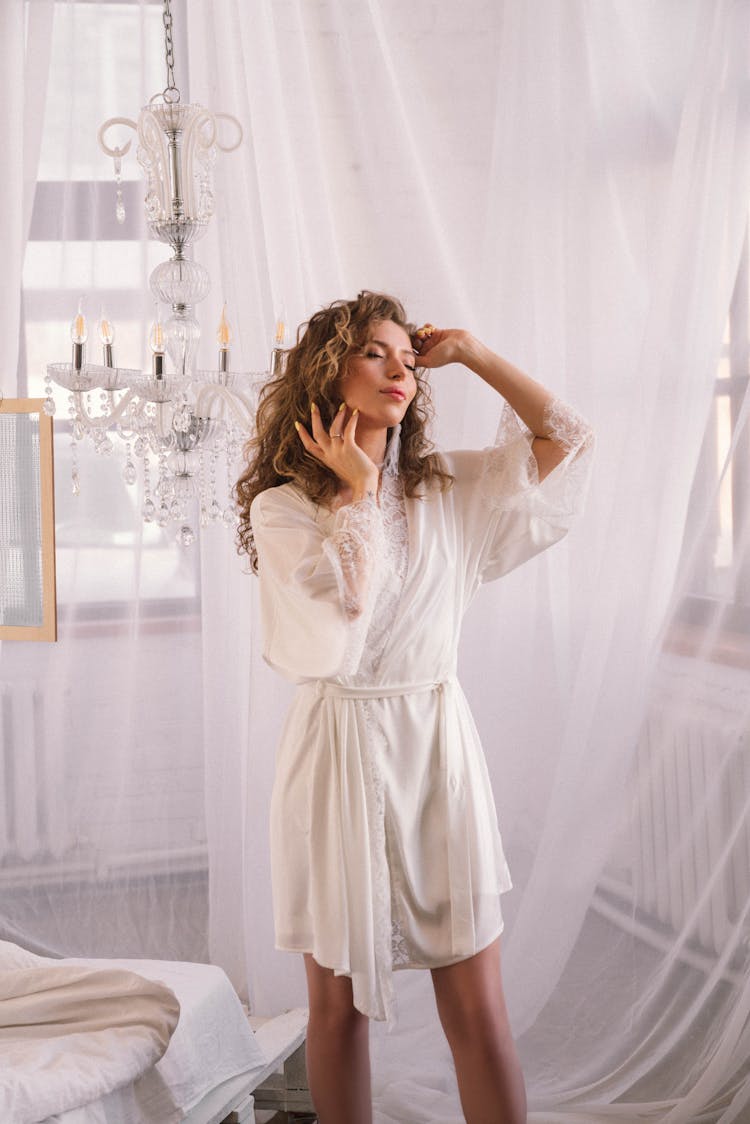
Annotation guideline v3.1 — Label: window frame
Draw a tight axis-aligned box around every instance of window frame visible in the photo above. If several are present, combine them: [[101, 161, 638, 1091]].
[[665, 222, 750, 667]]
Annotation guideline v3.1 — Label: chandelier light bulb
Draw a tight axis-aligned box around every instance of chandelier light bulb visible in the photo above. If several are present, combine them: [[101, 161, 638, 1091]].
[[274, 307, 287, 346], [71, 298, 88, 345], [217, 304, 231, 373], [150, 309, 165, 377], [70, 297, 88, 370], [149, 315, 165, 355], [98, 311, 115, 346], [216, 304, 232, 348], [99, 309, 115, 367], [271, 306, 288, 376]]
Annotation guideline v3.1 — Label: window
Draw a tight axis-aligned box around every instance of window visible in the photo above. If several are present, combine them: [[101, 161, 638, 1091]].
[[668, 220, 750, 662]]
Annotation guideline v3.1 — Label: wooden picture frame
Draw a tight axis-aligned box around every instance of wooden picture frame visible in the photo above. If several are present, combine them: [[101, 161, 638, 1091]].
[[0, 398, 57, 641]]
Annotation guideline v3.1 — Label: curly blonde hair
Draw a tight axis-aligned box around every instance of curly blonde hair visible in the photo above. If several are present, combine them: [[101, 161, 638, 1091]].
[[235, 291, 453, 567]]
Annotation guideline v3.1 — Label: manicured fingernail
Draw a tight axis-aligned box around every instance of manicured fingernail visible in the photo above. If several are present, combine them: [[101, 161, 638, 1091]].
[[311, 402, 317, 413], [294, 420, 300, 431], [338, 402, 345, 413], [353, 408, 359, 416]]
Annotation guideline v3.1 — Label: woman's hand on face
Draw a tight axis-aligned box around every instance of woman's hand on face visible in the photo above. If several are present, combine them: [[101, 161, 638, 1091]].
[[412, 326, 476, 369], [295, 403, 380, 498]]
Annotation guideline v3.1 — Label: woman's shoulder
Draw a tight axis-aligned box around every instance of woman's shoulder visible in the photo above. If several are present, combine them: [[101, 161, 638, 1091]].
[[433, 446, 491, 485], [251, 481, 330, 527], [251, 481, 308, 517]]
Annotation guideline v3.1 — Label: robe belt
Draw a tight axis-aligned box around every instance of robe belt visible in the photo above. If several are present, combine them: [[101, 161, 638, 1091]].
[[314, 678, 451, 700], [314, 676, 476, 966]]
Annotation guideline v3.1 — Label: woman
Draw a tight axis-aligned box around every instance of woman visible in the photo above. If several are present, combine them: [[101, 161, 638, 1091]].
[[236, 291, 593, 1124]]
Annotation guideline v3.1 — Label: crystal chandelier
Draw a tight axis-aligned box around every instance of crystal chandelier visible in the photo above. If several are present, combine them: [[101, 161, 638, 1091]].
[[45, 1, 280, 547]]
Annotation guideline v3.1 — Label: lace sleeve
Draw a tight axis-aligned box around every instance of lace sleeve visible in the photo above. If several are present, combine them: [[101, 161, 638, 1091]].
[[251, 485, 388, 681], [322, 496, 386, 620], [483, 396, 594, 525], [543, 397, 594, 454]]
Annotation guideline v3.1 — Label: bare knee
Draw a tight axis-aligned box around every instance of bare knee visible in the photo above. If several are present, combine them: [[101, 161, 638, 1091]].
[[304, 955, 369, 1040], [436, 989, 508, 1048], [431, 944, 514, 1050], [309, 998, 369, 1042]]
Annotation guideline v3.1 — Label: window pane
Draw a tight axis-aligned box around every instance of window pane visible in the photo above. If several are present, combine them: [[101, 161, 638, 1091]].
[[714, 393, 733, 578], [23, 242, 165, 293], [54, 439, 200, 605], [39, 3, 164, 183]]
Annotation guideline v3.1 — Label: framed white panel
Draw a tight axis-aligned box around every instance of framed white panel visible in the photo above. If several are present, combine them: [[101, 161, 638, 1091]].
[[0, 399, 57, 641]]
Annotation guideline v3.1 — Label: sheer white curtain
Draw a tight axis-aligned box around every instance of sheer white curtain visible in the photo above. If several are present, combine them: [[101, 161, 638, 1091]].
[[1, 1, 210, 966], [0, 1, 53, 390], [189, 1, 750, 1120]]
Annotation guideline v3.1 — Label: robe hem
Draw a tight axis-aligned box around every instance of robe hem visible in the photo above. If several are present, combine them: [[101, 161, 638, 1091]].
[[273, 920, 506, 975]]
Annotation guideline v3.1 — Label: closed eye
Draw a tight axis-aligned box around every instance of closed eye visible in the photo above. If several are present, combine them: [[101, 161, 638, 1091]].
[[363, 347, 416, 371]]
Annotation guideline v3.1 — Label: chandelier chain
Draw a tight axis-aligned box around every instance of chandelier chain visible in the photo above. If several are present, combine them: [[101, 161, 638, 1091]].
[[162, 0, 179, 101]]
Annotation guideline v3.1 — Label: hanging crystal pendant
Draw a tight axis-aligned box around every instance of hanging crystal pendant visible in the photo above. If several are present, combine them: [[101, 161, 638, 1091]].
[[114, 152, 126, 224]]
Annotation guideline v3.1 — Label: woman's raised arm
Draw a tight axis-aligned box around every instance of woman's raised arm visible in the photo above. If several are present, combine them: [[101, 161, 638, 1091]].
[[414, 328, 590, 481]]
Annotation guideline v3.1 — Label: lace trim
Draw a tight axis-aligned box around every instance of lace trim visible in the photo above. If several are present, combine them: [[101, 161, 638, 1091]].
[[323, 495, 385, 619], [356, 473, 409, 680], [363, 697, 419, 978], [483, 396, 594, 521], [543, 396, 594, 453], [391, 917, 412, 968]]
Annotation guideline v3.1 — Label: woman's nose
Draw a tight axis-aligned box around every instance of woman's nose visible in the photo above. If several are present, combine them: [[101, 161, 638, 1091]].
[[387, 358, 407, 379]]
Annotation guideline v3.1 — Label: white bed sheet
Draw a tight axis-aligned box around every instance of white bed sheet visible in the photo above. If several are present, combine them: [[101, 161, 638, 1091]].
[[48, 957, 267, 1124], [0, 944, 266, 1124]]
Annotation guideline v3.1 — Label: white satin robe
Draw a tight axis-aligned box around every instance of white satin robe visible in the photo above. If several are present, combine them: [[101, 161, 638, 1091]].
[[250, 401, 593, 1022]]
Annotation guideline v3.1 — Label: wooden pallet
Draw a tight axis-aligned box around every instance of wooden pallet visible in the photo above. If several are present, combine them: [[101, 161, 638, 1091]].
[[247, 1009, 315, 1118], [184, 1008, 312, 1124]]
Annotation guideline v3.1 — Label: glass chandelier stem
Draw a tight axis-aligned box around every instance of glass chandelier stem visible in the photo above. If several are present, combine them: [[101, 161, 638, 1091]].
[[167, 129, 184, 222]]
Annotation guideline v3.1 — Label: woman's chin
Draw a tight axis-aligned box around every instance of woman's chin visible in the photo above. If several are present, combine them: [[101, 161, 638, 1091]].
[[357, 403, 409, 430]]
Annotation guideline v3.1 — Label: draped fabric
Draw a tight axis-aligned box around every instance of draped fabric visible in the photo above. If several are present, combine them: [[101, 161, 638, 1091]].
[[188, 2, 750, 1120], [0, 0, 53, 391], [1, 1, 211, 970], [3, 2, 750, 1121]]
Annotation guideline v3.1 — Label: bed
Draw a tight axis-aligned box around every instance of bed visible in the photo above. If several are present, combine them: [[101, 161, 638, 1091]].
[[0, 940, 309, 1124]]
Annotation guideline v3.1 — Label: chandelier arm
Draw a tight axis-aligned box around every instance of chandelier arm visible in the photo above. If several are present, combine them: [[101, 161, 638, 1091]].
[[213, 113, 244, 153], [193, 385, 255, 428], [138, 107, 171, 221], [97, 117, 137, 159], [182, 110, 215, 219], [74, 388, 138, 429]]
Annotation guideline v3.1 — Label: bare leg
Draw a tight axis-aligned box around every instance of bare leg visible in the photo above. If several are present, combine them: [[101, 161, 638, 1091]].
[[303, 953, 372, 1124], [431, 939, 527, 1124]]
